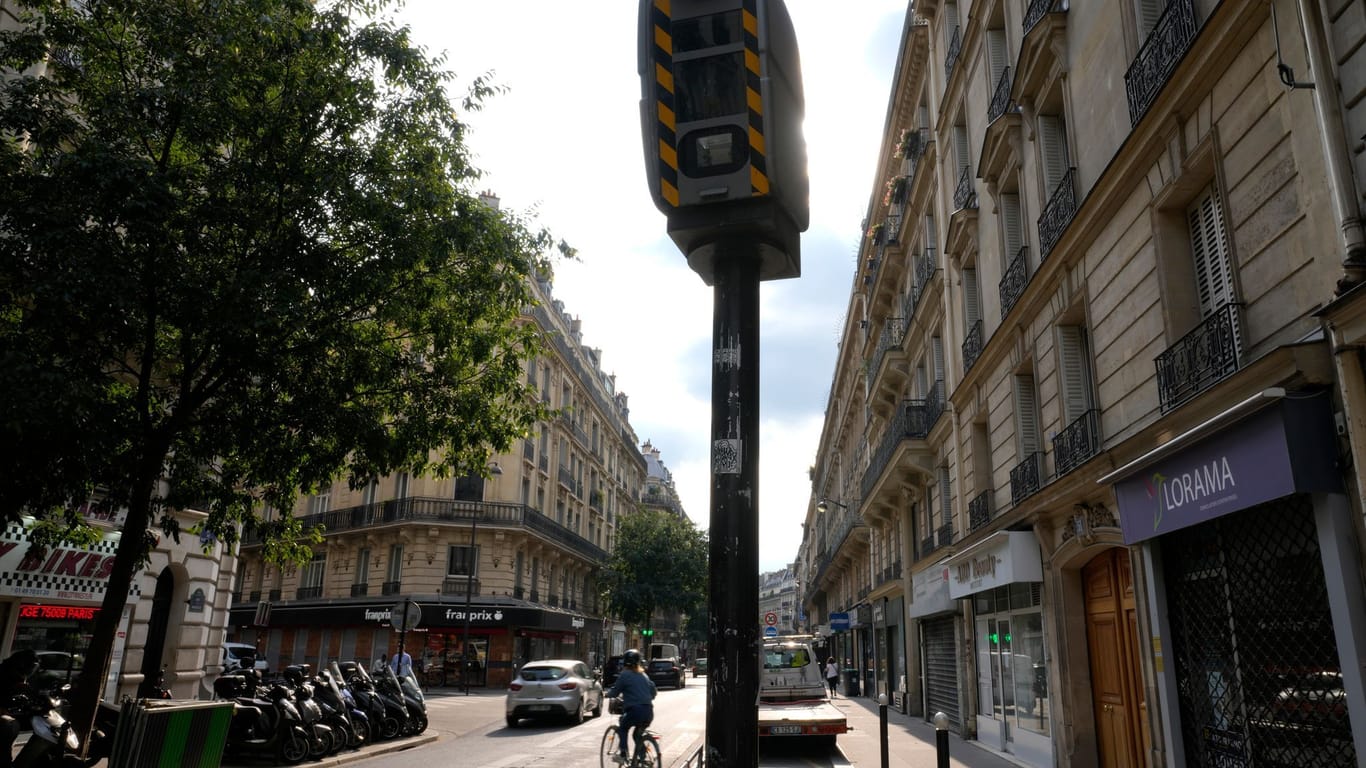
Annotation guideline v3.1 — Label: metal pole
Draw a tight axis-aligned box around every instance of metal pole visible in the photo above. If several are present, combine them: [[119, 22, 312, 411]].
[[878, 694, 889, 768], [934, 711, 950, 768], [462, 513, 476, 695], [706, 242, 761, 768]]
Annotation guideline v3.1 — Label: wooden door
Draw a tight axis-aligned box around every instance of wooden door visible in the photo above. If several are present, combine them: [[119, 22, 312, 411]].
[[1083, 549, 1143, 768]]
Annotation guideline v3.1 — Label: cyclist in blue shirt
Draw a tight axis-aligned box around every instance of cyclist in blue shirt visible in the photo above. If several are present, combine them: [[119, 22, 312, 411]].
[[605, 648, 656, 764]]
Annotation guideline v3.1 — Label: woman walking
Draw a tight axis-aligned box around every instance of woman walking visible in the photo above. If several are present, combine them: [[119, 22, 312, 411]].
[[824, 657, 840, 697]]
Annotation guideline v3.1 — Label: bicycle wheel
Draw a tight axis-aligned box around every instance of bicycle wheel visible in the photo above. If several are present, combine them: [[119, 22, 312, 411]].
[[636, 733, 662, 768], [600, 725, 622, 768]]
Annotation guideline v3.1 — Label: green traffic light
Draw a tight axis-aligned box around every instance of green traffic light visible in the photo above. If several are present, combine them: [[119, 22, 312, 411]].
[[642, 628, 654, 637]]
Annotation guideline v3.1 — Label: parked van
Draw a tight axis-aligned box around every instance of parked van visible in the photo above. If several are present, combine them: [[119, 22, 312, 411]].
[[223, 642, 267, 674]]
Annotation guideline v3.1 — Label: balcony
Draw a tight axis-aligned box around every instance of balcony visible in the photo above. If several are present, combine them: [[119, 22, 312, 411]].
[[919, 534, 937, 560], [558, 464, 575, 489], [1009, 451, 1047, 506], [381, 581, 402, 595], [1124, 0, 1198, 125], [871, 318, 906, 382], [925, 379, 946, 431], [963, 319, 984, 374], [912, 248, 938, 309], [953, 165, 977, 211], [249, 590, 261, 602], [1024, 0, 1060, 36], [548, 594, 560, 607], [860, 399, 930, 500], [936, 522, 955, 549], [441, 576, 478, 597], [296, 586, 322, 600], [268, 589, 282, 601], [538, 454, 548, 473], [1000, 246, 1031, 317], [231, 591, 242, 604], [1053, 409, 1101, 476], [1038, 167, 1077, 259], [350, 583, 369, 597], [530, 589, 540, 603], [968, 490, 994, 533], [522, 441, 535, 462], [988, 67, 1014, 124], [944, 25, 963, 82], [1155, 303, 1242, 412]]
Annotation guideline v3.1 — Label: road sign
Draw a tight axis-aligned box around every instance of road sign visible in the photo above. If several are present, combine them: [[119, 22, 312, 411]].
[[764, 611, 778, 626], [829, 612, 850, 631], [763, 626, 778, 637], [390, 599, 421, 632]]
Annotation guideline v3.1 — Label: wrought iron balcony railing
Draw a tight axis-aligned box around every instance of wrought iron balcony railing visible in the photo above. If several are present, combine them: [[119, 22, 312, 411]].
[[1024, 0, 1062, 35], [912, 248, 938, 307], [925, 379, 946, 430], [945, 26, 963, 80], [988, 66, 1014, 123], [441, 576, 478, 597], [953, 165, 977, 211], [350, 583, 369, 597], [1038, 167, 1077, 259], [1009, 451, 1047, 505], [919, 534, 938, 559], [558, 465, 575, 489], [523, 441, 535, 462], [296, 586, 322, 600], [249, 590, 262, 602], [268, 589, 282, 601], [872, 318, 907, 379], [538, 454, 548, 473], [1053, 409, 1102, 476], [936, 522, 955, 549], [968, 490, 994, 532], [1155, 303, 1242, 412], [231, 591, 242, 604], [530, 589, 540, 603], [1124, 0, 1198, 125], [381, 581, 401, 595], [860, 399, 930, 500], [1000, 246, 1031, 317], [963, 319, 984, 374]]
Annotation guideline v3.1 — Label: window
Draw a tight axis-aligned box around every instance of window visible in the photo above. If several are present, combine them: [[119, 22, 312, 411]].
[[521, 478, 531, 506], [987, 26, 1008, 87], [448, 545, 476, 577], [1188, 186, 1236, 320], [394, 472, 410, 499], [387, 545, 403, 584], [1038, 115, 1070, 197], [361, 480, 378, 507], [1002, 193, 1023, 263], [309, 492, 330, 516], [454, 475, 484, 502], [953, 122, 971, 176], [963, 268, 981, 329], [931, 336, 946, 390], [355, 548, 370, 585], [1135, 0, 1168, 41], [938, 465, 953, 536], [300, 552, 326, 590], [1057, 325, 1096, 425], [1014, 374, 1041, 457]]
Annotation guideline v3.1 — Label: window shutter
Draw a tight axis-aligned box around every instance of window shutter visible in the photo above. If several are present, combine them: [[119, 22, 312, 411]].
[[954, 124, 971, 174], [1039, 116, 1068, 196], [938, 465, 953, 528], [1137, 0, 1166, 40], [1003, 194, 1023, 262], [1187, 186, 1235, 315], [917, 364, 928, 397], [932, 336, 946, 387], [1015, 375, 1040, 455], [988, 29, 1008, 84], [925, 215, 938, 254], [964, 268, 981, 326], [1057, 326, 1093, 424], [918, 104, 930, 130]]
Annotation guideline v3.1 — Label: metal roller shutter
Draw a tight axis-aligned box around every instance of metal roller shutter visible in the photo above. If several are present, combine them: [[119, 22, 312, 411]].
[[922, 615, 961, 729]]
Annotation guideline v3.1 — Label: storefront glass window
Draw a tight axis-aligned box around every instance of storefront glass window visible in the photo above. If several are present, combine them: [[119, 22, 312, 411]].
[[974, 585, 1049, 737], [14, 604, 94, 692]]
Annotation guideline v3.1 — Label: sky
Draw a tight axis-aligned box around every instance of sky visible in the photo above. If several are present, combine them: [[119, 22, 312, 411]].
[[391, 1, 908, 573]]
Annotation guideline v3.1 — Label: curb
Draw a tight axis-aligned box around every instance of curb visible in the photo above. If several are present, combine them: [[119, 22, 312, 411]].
[[225, 732, 439, 768]]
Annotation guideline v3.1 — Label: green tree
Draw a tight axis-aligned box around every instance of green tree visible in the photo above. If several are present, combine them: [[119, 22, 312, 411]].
[[0, 0, 551, 740], [600, 508, 707, 631]]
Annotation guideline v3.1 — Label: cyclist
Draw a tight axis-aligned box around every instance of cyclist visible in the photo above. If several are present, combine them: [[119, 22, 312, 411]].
[[605, 648, 656, 764]]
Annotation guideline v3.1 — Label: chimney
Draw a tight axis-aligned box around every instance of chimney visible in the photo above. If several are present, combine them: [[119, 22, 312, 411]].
[[478, 190, 500, 211]]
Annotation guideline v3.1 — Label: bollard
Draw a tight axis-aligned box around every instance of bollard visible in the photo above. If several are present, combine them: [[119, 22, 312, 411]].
[[878, 694, 889, 768], [933, 711, 950, 768]]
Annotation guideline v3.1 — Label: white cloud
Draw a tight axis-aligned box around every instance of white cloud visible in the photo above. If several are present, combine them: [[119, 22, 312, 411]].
[[393, 1, 905, 572]]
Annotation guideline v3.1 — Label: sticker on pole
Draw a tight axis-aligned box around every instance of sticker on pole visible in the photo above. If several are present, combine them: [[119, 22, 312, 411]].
[[390, 599, 422, 632]]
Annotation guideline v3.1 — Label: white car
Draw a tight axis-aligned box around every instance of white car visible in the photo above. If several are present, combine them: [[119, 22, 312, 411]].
[[223, 642, 267, 674], [505, 659, 603, 727]]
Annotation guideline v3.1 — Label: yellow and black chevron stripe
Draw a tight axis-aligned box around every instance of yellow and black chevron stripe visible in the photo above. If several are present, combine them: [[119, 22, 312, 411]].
[[741, 0, 769, 197], [650, 0, 679, 207]]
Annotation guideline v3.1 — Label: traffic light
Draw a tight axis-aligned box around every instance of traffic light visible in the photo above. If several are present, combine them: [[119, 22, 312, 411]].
[[642, 628, 655, 637], [638, 0, 809, 284]]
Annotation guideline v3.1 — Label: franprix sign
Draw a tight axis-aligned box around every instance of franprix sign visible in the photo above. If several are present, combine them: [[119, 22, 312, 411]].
[[238, 600, 593, 633]]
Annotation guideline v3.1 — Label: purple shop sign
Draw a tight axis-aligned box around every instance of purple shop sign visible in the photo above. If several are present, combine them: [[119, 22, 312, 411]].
[[1113, 394, 1340, 544]]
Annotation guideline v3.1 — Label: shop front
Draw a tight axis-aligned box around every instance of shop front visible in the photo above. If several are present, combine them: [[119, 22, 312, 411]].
[[228, 599, 594, 688], [1109, 390, 1366, 767], [876, 596, 905, 709], [911, 558, 959, 728], [947, 530, 1050, 768], [0, 519, 137, 700]]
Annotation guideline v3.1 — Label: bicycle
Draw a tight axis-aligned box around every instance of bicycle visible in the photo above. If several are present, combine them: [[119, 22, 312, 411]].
[[599, 720, 662, 768]]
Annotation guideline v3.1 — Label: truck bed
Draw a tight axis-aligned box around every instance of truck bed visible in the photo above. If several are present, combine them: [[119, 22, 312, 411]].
[[757, 698, 848, 738]]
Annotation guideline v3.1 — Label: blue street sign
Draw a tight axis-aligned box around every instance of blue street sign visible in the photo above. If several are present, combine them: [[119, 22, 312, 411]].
[[764, 626, 778, 637], [829, 612, 850, 631]]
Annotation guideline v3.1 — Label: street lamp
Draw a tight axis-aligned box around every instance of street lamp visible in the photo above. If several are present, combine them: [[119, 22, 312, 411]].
[[461, 461, 502, 696], [816, 498, 848, 514]]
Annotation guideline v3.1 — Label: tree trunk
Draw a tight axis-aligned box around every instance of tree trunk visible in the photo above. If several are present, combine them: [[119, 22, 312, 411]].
[[67, 478, 156, 750]]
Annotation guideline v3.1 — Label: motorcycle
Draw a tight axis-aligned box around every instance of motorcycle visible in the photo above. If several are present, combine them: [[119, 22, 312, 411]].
[[379, 665, 427, 736], [282, 667, 337, 759], [339, 662, 393, 741], [311, 669, 363, 751], [326, 663, 369, 748]]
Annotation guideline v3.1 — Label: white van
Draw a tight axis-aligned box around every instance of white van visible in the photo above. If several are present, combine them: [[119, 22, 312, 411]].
[[223, 642, 268, 673]]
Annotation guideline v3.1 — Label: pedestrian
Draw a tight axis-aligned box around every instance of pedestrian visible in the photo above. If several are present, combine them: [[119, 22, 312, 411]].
[[371, 653, 388, 675], [391, 648, 413, 678], [825, 657, 840, 697]]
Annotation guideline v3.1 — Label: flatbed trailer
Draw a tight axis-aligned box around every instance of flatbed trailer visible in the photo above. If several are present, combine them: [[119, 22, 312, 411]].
[[757, 636, 848, 746]]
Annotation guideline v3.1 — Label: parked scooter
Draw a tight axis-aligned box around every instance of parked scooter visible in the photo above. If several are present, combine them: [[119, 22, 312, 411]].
[[326, 663, 369, 748], [378, 665, 427, 736], [338, 662, 393, 741], [10, 689, 113, 768], [214, 672, 310, 766], [311, 669, 363, 751], [282, 666, 337, 759]]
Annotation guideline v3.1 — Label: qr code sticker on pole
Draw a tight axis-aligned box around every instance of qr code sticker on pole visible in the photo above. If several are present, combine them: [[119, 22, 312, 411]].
[[713, 438, 742, 474]]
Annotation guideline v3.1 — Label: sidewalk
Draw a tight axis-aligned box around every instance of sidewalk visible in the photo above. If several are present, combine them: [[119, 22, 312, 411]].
[[833, 695, 1025, 768]]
